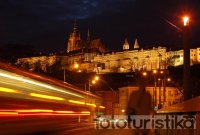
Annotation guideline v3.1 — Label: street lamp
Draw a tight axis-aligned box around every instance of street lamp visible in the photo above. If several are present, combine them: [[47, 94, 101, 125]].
[[87, 75, 99, 92], [86, 75, 99, 121], [94, 76, 99, 81], [182, 15, 191, 100], [92, 80, 96, 84], [74, 63, 79, 69], [153, 69, 157, 74], [183, 16, 189, 26], [167, 78, 171, 82], [142, 71, 147, 77], [152, 70, 158, 110], [160, 70, 164, 74]]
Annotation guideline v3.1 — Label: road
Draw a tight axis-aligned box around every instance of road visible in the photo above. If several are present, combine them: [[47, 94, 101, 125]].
[[0, 115, 142, 135]]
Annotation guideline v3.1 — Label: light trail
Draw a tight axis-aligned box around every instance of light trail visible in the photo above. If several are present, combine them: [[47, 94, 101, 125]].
[[30, 93, 65, 101], [0, 87, 19, 93], [0, 109, 90, 116], [0, 69, 83, 98]]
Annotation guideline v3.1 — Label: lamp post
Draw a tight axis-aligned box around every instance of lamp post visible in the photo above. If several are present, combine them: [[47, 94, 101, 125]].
[[158, 77, 171, 107], [85, 75, 99, 122], [182, 16, 191, 100], [152, 70, 157, 110], [95, 78, 116, 117]]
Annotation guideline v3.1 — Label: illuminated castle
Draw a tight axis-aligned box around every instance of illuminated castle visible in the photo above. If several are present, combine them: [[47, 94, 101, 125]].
[[67, 21, 82, 52], [16, 23, 200, 73], [67, 21, 105, 53]]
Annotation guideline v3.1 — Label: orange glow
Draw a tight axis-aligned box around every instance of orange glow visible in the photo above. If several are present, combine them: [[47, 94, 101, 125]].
[[0, 109, 91, 117], [142, 72, 147, 76], [68, 100, 85, 105], [54, 111, 74, 113], [153, 70, 157, 74], [68, 100, 96, 107], [0, 87, 18, 93], [74, 63, 79, 69], [94, 76, 99, 81], [17, 109, 53, 113], [30, 93, 65, 101], [86, 103, 96, 107], [81, 111, 90, 114], [92, 80, 96, 84], [183, 16, 189, 26], [167, 78, 171, 82], [0, 109, 18, 116], [0, 112, 18, 115], [99, 106, 105, 109]]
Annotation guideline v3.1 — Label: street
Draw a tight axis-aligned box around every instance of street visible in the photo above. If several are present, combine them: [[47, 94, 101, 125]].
[[0, 115, 139, 135]]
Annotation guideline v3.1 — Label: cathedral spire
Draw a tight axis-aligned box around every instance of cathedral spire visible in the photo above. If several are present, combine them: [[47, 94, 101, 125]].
[[73, 19, 77, 34], [134, 38, 139, 49], [87, 28, 90, 42], [123, 38, 130, 50], [67, 20, 81, 52]]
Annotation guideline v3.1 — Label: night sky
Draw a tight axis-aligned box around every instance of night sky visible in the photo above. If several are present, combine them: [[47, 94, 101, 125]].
[[0, 0, 200, 53]]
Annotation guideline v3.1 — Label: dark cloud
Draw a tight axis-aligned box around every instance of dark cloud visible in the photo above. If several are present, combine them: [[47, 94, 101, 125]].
[[0, 0, 200, 52]]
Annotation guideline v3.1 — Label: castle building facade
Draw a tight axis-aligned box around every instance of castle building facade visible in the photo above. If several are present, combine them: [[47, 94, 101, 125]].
[[16, 23, 200, 74], [93, 42, 167, 73]]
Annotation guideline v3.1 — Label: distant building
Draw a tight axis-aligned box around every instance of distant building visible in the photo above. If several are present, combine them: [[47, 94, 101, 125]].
[[16, 55, 59, 72], [117, 86, 183, 115], [16, 21, 106, 73], [99, 86, 183, 115], [166, 47, 200, 66], [67, 21, 82, 52], [123, 38, 130, 50], [16, 22, 200, 73], [67, 21, 106, 53], [94, 45, 167, 73]]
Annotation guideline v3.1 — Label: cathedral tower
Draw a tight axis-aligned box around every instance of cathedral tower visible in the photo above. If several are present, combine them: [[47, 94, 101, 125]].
[[67, 21, 82, 52], [134, 38, 139, 49], [123, 38, 130, 50]]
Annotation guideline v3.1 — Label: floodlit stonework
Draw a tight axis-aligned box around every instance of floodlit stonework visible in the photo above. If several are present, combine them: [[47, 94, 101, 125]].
[[16, 23, 200, 73], [16, 55, 58, 72], [94, 46, 167, 73]]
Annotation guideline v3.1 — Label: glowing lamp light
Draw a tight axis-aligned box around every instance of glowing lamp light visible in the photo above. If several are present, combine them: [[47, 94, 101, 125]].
[[94, 76, 99, 81], [74, 63, 79, 69], [183, 16, 189, 26], [142, 72, 147, 76], [153, 70, 157, 74], [92, 80, 96, 84], [167, 78, 171, 82]]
